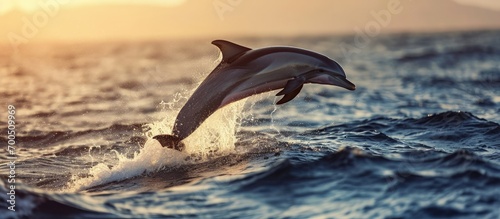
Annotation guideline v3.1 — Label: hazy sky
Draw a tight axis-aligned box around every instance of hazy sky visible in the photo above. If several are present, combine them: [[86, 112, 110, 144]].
[[0, 0, 500, 13], [1, 0, 499, 12], [1, 0, 500, 43], [0, 0, 186, 13]]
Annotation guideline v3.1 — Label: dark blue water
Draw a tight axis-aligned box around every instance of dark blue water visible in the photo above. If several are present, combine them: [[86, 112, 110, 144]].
[[1, 30, 500, 218]]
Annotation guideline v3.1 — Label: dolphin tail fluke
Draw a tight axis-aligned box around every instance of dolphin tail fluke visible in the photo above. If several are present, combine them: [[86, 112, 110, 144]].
[[152, 134, 185, 151]]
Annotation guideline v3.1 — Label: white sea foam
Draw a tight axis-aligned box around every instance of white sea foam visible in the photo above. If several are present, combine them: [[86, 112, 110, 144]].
[[67, 85, 247, 192], [67, 139, 187, 191]]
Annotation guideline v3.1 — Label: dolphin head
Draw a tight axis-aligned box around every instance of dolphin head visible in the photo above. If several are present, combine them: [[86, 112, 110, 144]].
[[307, 57, 356, 91], [274, 53, 356, 105]]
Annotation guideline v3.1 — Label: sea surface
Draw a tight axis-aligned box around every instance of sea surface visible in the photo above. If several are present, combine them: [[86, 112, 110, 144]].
[[1, 30, 500, 218]]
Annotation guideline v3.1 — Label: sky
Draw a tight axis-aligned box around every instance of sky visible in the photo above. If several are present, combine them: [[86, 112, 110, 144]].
[[0, 0, 186, 13], [1, 0, 500, 44], [1, 0, 499, 13]]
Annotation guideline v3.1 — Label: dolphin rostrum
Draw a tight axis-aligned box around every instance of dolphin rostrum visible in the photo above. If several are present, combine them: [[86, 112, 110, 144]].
[[153, 40, 355, 150]]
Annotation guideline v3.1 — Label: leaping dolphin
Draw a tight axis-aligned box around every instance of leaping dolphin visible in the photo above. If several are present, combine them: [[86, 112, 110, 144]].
[[154, 40, 355, 150]]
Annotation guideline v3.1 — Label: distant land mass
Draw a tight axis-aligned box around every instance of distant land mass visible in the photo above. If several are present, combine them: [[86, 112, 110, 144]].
[[1, 0, 500, 43]]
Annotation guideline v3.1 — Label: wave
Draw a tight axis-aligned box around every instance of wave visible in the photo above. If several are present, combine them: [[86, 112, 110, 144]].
[[226, 146, 500, 218], [406, 111, 486, 126], [401, 73, 500, 90], [5, 145, 499, 218], [294, 111, 500, 163], [397, 45, 499, 63], [0, 123, 144, 148], [317, 111, 498, 135], [230, 146, 500, 189], [0, 180, 119, 218]]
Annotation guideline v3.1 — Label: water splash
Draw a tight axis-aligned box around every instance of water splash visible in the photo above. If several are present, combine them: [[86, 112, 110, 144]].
[[67, 80, 248, 191], [145, 86, 247, 157], [67, 140, 187, 191]]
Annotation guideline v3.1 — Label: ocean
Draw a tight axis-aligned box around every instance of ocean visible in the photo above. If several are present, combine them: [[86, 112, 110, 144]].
[[1, 30, 500, 218]]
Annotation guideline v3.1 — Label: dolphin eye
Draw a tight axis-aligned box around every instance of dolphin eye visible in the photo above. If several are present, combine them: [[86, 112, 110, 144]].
[[318, 69, 325, 72]]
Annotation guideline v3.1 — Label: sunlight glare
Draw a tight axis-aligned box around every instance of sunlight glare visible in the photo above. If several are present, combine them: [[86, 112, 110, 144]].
[[0, 0, 186, 14]]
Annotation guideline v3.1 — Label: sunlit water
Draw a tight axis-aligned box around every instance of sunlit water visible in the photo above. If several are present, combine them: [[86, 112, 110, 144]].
[[1, 30, 500, 218]]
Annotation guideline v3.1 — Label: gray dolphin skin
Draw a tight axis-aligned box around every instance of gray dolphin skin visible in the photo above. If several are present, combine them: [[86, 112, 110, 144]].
[[153, 40, 355, 150]]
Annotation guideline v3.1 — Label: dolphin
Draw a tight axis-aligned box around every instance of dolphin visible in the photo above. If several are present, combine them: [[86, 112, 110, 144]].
[[153, 40, 355, 150]]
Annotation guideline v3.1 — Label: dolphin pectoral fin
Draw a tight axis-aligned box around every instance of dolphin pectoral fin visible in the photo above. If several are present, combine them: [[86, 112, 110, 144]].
[[212, 40, 252, 63], [277, 77, 305, 96], [153, 135, 185, 151], [277, 85, 303, 105]]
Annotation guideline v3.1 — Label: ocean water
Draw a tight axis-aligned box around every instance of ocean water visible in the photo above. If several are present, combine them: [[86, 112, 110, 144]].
[[1, 30, 500, 218]]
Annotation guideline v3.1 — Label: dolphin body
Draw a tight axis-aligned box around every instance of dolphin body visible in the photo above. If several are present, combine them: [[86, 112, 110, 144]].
[[154, 40, 355, 150]]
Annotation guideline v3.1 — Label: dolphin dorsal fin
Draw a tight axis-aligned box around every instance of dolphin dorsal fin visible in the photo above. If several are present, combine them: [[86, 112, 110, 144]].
[[212, 40, 251, 63]]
